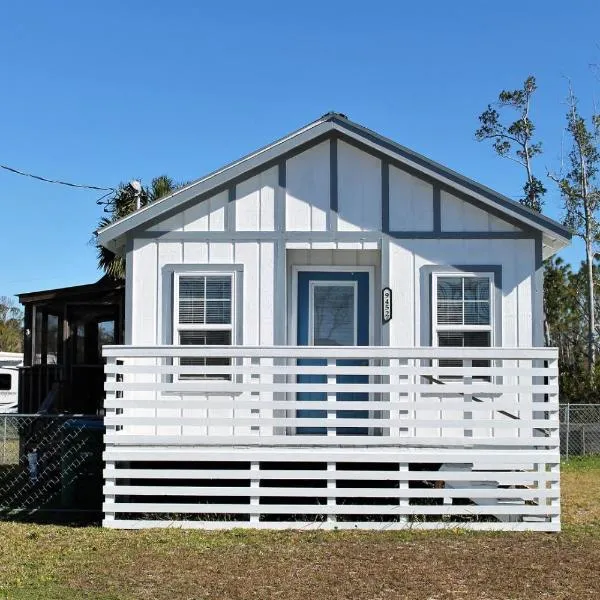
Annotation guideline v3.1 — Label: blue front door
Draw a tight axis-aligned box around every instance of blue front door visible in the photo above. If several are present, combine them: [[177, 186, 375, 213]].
[[296, 271, 370, 435]]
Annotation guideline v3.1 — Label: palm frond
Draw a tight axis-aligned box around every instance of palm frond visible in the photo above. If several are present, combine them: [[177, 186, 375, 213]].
[[95, 174, 177, 278]]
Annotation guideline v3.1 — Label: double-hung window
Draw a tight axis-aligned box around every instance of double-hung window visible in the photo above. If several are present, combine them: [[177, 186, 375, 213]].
[[432, 273, 493, 376], [173, 273, 235, 378]]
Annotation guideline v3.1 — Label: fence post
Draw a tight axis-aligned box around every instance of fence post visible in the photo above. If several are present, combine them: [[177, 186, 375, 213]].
[[565, 403, 570, 461]]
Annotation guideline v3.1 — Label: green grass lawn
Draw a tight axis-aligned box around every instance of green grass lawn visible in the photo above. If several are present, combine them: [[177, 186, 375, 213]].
[[0, 457, 599, 600]]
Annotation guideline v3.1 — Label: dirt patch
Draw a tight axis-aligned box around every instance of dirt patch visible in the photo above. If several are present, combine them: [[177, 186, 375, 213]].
[[63, 530, 600, 600], [2, 526, 599, 600]]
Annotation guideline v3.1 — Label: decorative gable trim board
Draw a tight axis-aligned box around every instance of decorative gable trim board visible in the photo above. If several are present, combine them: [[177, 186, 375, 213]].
[[329, 116, 568, 240], [98, 113, 570, 254]]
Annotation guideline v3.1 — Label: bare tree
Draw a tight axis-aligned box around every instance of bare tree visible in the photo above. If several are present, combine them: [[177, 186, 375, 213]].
[[0, 296, 23, 352], [476, 75, 546, 212], [550, 85, 600, 375]]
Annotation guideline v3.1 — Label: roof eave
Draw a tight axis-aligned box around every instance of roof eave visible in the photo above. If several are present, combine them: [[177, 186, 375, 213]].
[[96, 116, 336, 248], [328, 117, 572, 242], [97, 113, 571, 252]]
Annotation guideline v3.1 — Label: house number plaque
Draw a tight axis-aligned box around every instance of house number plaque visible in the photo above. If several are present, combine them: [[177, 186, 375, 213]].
[[382, 287, 392, 323]]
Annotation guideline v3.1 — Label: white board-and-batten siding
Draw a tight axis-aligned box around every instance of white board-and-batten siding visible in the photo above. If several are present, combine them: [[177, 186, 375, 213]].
[[123, 135, 540, 439], [102, 118, 563, 531], [129, 239, 275, 346], [128, 134, 538, 351]]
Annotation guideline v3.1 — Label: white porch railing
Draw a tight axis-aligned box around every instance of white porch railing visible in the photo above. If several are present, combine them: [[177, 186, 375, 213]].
[[102, 345, 560, 531]]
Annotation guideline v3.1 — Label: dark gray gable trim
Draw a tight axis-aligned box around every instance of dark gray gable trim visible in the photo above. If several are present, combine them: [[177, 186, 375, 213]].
[[328, 136, 338, 231], [438, 183, 535, 235], [99, 113, 570, 247], [381, 161, 390, 234], [338, 133, 537, 236], [330, 114, 570, 240], [227, 186, 236, 231], [276, 160, 286, 232], [114, 133, 332, 239], [278, 159, 286, 187], [420, 264, 502, 347], [432, 185, 441, 233], [99, 129, 334, 246], [134, 230, 537, 241], [330, 136, 338, 212], [389, 231, 533, 240]]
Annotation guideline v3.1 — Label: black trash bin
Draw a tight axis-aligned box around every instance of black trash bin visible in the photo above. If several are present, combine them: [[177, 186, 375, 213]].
[[60, 418, 104, 511]]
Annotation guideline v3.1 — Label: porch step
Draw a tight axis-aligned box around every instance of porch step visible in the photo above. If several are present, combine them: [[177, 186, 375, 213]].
[[439, 462, 537, 523]]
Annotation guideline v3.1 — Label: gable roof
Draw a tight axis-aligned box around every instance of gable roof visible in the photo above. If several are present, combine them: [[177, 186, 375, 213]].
[[97, 112, 571, 254]]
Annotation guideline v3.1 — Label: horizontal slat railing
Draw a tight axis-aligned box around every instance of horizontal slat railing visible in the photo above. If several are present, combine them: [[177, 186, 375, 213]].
[[103, 345, 559, 448], [104, 345, 556, 359], [102, 345, 560, 531]]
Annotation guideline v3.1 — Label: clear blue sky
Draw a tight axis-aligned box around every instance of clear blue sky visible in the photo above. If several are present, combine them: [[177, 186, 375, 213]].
[[1, 0, 599, 299]]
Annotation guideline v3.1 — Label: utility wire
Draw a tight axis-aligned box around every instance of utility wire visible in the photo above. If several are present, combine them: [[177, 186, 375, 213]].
[[0, 163, 115, 192]]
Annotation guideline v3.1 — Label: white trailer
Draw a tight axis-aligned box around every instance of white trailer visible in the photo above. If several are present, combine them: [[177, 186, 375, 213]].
[[0, 352, 22, 413]]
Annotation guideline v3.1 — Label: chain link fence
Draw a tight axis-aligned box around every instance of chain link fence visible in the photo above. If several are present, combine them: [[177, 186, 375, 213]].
[[0, 408, 598, 522], [0, 414, 103, 522], [560, 404, 600, 459]]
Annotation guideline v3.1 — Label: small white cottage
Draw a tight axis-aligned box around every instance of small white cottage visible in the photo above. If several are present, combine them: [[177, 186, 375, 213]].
[[98, 113, 569, 531]]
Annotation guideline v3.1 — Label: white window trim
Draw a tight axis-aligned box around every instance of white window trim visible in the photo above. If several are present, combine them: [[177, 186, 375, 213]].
[[173, 271, 237, 345], [431, 272, 495, 349]]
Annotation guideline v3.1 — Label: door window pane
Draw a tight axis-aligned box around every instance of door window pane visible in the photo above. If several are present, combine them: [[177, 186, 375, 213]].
[[312, 285, 355, 346]]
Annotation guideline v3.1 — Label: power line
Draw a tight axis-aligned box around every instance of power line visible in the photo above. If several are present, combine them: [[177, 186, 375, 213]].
[[0, 163, 115, 192]]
